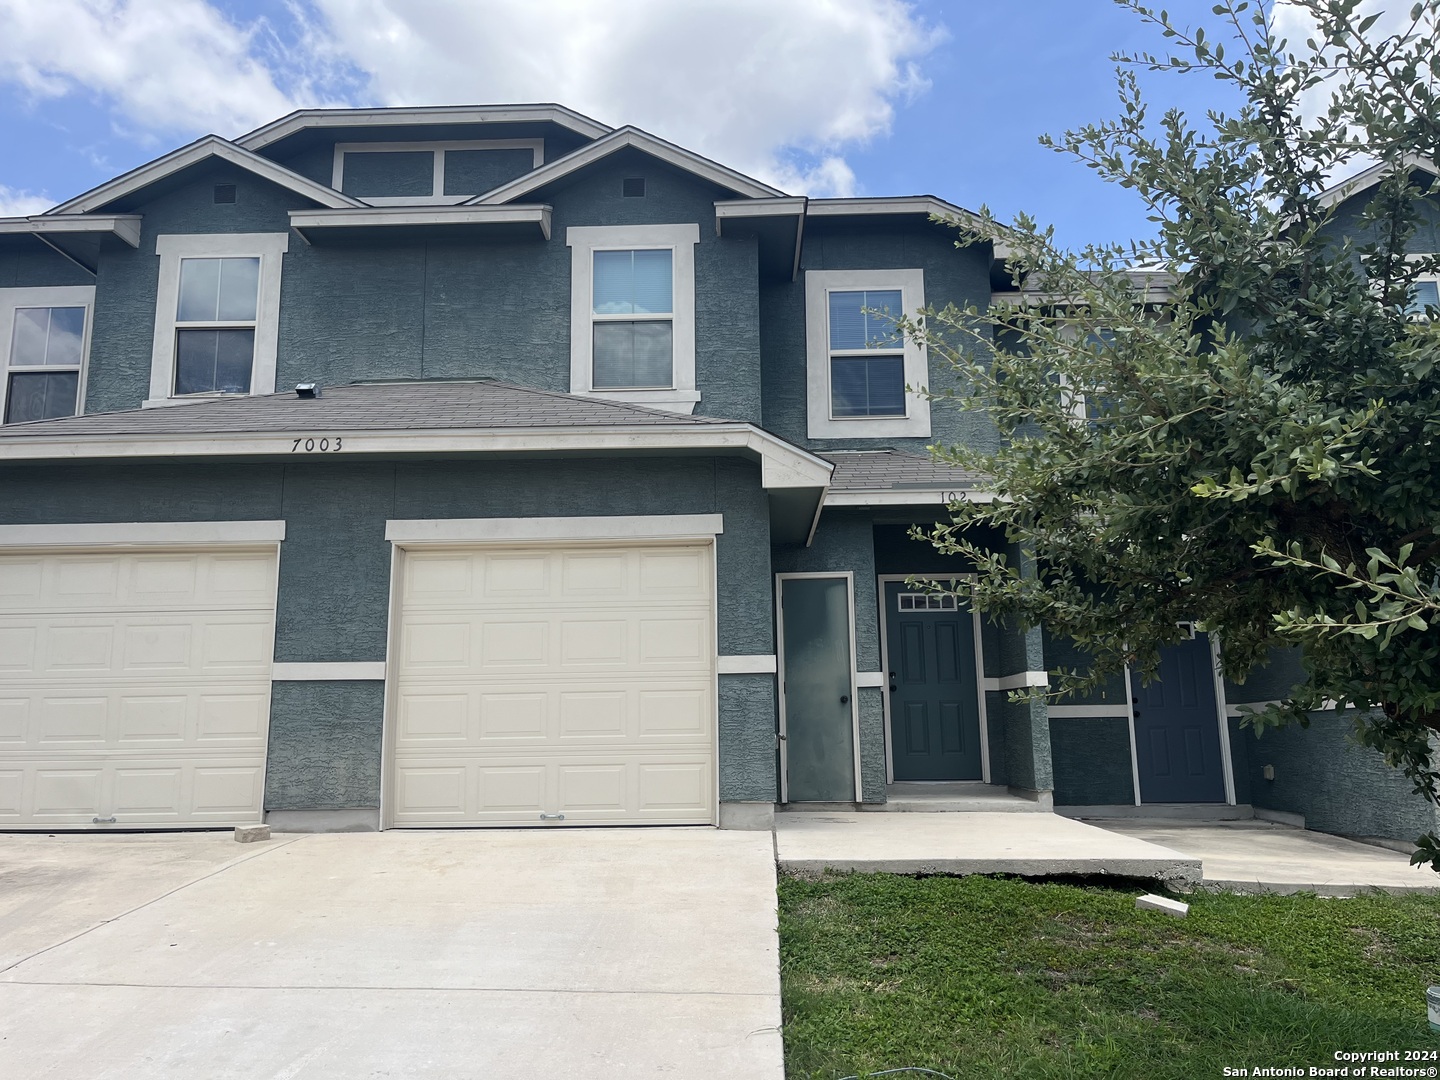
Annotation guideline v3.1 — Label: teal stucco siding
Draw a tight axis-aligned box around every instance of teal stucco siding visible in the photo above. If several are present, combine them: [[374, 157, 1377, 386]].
[[0, 452, 777, 812]]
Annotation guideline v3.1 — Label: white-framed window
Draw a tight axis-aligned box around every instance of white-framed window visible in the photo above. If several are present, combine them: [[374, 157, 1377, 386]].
[[567, 223, 700, 414], [332, 141, 544, 205], [0, 285, 94, 425], [1405, 276, 1439, 319], [148, 234, 287, 407], [805, 268, 930, 438]]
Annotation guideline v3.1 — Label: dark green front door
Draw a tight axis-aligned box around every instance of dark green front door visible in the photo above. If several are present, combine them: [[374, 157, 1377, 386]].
[[884, 581, 983, 781], [1133, 632, 1228, 803], [780, 576, 857, 802]]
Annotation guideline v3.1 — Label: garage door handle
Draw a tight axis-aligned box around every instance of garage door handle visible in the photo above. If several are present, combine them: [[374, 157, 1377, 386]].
[[539, 813, 566, 822], [93, 816, 116, 824]]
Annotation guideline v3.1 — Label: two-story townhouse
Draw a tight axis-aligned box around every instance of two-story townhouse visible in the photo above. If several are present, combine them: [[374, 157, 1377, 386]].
[[0, 104, 1431, 847]]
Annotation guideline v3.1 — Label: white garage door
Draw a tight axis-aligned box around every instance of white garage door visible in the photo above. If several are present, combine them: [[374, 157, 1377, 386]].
[[0, 549, 277, 828], [390, 543, 716, 826]]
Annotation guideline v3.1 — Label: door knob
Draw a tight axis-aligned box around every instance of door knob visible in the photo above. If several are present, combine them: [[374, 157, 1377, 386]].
[[889, 670, 897, 693], [840, 694, 850, 705]]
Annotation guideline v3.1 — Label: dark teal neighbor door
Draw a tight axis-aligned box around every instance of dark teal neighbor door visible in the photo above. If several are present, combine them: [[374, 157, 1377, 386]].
[[780, 576, 857, 802], [884, 581, 983, 781], [1133, 632, 1228, 803]]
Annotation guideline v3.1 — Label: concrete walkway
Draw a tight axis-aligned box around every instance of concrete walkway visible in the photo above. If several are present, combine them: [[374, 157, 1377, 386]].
[[1092, 819, 1440, 895], [0, 829, 782, 1079], [774, 811, 1202, 888]]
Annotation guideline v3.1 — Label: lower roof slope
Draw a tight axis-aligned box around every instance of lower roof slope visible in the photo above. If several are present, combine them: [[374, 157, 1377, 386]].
[[0, 379, 732, 439], [821, 449, 988, 493]]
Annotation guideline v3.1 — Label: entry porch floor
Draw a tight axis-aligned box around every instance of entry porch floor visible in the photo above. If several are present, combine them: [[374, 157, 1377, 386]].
[[774, 810, 1202, 889]]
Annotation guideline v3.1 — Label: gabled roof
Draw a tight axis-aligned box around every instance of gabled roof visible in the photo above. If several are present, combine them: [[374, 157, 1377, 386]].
[[236, 104, 613, 152], [1316, 153, 1439, 210], [471, 126, 787, 205], [48, 136, 363, 216]]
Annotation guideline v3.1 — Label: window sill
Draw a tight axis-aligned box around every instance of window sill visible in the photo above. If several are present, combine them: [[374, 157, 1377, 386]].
[[575, 388, 701, 415], [808, 414, 931, 439], [142, 394, 246, 409]]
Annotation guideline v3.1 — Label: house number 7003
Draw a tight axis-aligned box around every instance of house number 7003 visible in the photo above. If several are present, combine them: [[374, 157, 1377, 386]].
[[291, 437, 343, 452]]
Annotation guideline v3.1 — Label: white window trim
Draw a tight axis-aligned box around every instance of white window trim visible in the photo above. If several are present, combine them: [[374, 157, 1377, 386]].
[[805, 268, 930, 439], [0, 520, 286, 546], [148, 233, 288, 408], [567, 223, 700, 415], [333, 140, 545, 206], [0, 285, 95, 425], [1406, 271, 1440, 320], [384, 514, 723, 544]]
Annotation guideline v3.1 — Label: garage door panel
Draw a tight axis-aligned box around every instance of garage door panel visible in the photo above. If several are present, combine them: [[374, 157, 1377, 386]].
[[39, 697, 108, 745], [0, 548, 276, 828], [391, 541, 716, 828]]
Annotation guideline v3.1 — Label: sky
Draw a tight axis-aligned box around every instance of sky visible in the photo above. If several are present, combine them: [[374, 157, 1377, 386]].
[[0, 0, 1405, 250]]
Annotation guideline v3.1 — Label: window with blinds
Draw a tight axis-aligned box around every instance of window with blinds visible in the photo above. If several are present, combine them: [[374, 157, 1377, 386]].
[[591, 249, 674, 389]]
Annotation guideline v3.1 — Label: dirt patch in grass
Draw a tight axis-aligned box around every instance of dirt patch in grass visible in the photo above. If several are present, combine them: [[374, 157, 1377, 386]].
[[780, 873, 1440, 1079]]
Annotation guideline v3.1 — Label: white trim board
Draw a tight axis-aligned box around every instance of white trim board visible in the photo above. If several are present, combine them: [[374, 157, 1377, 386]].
[[825, 489, 997, 507], [982, 671, 1049, 692], [0, 520, 286, 547], [1048, 704, 1129, 719], [50, 136, 361, 216], [0, 423, 835, 490], [291, 205, 552, 240], [385, 514, 723, 544], [0, 215, 142, 247], [473, 126, 785, 205], [717, 655, 777, 675], [272, 662, 386, 681]]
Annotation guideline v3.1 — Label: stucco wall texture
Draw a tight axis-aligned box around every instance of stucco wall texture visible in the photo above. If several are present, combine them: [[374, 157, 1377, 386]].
[[0, 453, 777, 810]]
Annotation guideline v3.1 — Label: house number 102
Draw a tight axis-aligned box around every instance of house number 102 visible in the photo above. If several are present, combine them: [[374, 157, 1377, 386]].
[[291, 437, 343, 453]]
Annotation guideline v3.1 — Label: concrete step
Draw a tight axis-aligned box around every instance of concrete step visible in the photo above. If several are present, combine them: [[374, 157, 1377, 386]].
[[869, 782, 1053, 813]]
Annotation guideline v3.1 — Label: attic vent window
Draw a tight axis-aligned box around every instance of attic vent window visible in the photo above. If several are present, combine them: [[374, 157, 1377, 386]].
[[622, 177, 646, 198], [213, 184, 237, 204]]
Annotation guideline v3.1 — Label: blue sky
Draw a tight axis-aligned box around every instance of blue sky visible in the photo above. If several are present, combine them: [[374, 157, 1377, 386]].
[[0, 0, 1322, 249]]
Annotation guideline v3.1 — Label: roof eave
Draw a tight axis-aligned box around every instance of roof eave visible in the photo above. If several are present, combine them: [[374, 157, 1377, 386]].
[[235, 104, 614, 152]]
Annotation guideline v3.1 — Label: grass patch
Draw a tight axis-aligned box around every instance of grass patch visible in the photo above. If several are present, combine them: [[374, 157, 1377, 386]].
[[779, 874, 1440, 1079]]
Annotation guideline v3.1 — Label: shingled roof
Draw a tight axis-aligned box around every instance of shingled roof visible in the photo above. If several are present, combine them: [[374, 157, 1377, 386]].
[[822, 449, 989, 493], [0, 379, 732, 438]]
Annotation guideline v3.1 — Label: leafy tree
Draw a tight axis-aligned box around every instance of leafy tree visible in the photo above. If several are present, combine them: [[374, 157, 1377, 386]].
[[918, 0, 1440, 865]]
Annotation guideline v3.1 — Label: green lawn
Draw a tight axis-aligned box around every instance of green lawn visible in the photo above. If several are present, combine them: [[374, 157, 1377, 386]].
[[779, 873, 1440, 1080]]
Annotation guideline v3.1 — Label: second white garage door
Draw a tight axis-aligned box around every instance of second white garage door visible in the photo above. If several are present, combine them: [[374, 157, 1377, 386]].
[[389, 542, 716, 826]]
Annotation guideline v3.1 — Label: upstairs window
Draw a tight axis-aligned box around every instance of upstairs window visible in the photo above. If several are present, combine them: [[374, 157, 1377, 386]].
[[333, 141, 544, 205], [827, 289, 905, 417], [0, 287, 92, 425], [805, 268, 929, 439], [566, 224, 700, 413], [148, 234, 287, 407], [1405, 278, 1439, 319], [174, 257, 259, 395], [592, 249, 674, 389]]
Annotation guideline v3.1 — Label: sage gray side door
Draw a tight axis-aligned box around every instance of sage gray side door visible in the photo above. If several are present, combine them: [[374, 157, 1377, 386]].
[[884, 581, 983, 781], [779, 575, 856, 802], [1133, 632, 1227, 803]]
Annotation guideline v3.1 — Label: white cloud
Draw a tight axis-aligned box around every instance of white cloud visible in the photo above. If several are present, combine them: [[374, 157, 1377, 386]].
[[299, 0, 944, 195], [0, 0, 941, 197], [0, 0, 299, 138], [0, 186, 54, 217]]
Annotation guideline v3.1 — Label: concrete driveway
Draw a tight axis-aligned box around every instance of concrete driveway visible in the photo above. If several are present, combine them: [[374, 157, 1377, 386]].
[[0, 829, 782, 1079]]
